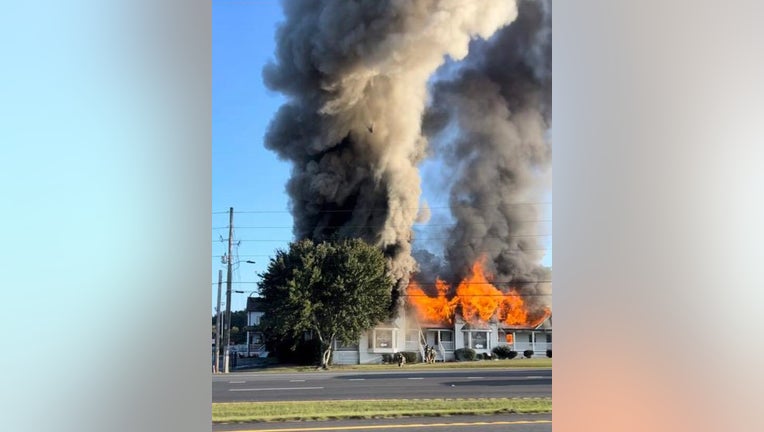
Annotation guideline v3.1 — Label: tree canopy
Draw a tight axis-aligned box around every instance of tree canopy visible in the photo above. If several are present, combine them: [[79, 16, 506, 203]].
[[211, 310, 247, 345], [258, 238, 394, 368]]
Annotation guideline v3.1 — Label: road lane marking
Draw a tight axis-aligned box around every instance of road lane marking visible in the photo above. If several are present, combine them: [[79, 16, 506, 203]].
[[289, 380, 306, 382], [224, 420, 552, 431], [228, 381, 246, 384], [406, 377, 424, 380], [348, 378, 365, 381], [229, 387, 324, 392], [466, 377, 483, 379]]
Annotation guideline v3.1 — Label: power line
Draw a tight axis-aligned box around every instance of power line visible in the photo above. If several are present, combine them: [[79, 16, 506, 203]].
[[212, 202, 552, 215], [213, 235, 552, 243], [213, 246, 554, 258], [211, 219, 552, 230]]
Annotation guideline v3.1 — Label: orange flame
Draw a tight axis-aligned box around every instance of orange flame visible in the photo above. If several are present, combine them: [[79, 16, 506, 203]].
[[407, 278, 458, 325], [457, 259, 502, 323], [407, 257, 549, 327]]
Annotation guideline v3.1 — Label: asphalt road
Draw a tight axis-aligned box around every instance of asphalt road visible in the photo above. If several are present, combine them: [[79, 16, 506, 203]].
[[212, 368, 551, 402], [213, 413, 552, 432]]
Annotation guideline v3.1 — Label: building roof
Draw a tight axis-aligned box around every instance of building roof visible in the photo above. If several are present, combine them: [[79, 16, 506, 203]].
[[500, 312, 552, 330], [246, 297, 266, 312], [460, 321, 493, 330]]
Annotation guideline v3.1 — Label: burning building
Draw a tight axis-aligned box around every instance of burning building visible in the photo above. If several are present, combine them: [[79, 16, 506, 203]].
[[331, 257, 551, 364], [262, 0, 552, 364]]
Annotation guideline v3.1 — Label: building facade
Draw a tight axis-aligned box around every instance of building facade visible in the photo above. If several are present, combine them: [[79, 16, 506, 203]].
[[332, 307, 552, 364]]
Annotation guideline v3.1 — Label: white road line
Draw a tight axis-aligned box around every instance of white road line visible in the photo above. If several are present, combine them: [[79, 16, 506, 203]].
[[406, 377, 424, 380], [289, 379, 306, 382], [228, 380, 246, 384], [466, 377, 483, 379], [526, 376, 545, 379], [348, 378, 365, 381], [229, 386, 324, 392]]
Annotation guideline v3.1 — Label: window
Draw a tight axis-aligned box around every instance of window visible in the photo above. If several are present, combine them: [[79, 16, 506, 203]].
[[528, 333, 533, 343], [249, 312, 263, 326], [376, 330, 393, 348], [505, 333, 514, 344], [439, 331, 453, 342], [369, 328, 397, 351], [462, 331, 490, 350], [472, 332, 488, 349], [334, 339, 357, 351], [546, 334, 552, 343]]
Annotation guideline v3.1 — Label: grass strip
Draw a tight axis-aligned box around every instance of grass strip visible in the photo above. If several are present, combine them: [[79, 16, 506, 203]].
[[249, 358, 551, 373], [212, 397, 551, 423]]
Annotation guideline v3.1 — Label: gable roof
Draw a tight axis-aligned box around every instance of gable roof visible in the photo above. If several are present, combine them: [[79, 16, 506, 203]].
[[500, 312, 552, 330], [246, 297, 266, 312]]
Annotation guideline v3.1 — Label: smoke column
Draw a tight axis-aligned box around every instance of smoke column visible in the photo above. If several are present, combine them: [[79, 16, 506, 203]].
[[423, 0, 552, 311], [263, 0, 518, 295]]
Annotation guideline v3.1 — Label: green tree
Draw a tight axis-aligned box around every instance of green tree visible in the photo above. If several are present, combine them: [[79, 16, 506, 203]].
[[212, 310, 248, 346], [259, 238, 393, 369]]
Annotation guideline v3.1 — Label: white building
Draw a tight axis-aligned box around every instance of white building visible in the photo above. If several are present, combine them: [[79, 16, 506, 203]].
[[244, 297, 267, 357], [332, 307, 552, 365]]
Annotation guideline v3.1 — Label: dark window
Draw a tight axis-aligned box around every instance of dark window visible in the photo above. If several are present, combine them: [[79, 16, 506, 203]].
[[546, 334, 552, 343]]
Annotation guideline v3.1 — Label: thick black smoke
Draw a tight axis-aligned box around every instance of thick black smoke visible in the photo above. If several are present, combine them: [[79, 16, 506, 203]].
[[262, 0, 517, 298], [423, 0, 552, 311]]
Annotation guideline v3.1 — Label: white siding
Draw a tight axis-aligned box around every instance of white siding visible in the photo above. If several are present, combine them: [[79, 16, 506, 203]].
[[333, 351, 359, 365]]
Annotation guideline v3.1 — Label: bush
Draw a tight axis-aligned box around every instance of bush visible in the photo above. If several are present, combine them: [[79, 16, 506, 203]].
[[492, 345, 513, 359], [381, 353, 393, 364], [508, 350, 518, 359], [401, 351, 420, 364], [454, 348, 477, 361], [523, 349, 534, 358], [476, 353, 484, 360], [546, 349, 552, 358]]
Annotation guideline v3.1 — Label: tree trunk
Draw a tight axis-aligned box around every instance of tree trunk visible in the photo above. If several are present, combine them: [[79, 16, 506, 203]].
[[320, 345, 332, 370]]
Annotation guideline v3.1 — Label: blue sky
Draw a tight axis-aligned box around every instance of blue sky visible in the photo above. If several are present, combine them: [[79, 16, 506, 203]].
[[212, 1, 552, 313], [213, 1, 288, 312]]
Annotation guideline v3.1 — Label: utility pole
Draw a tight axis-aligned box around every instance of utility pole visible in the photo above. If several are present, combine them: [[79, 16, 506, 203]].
[[224, 207, 234, 373], [215, 269, 223, 374]]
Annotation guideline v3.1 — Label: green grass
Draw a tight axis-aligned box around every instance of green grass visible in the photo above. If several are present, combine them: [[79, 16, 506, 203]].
[[212, 397, 551, 423], [248, 358, 551, 373]]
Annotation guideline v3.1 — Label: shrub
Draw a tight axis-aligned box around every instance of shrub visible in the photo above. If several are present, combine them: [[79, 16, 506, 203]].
[[508, 350, 518, 359], [492, 345, 513, 359], [401, 351, 420, 364], [476, 353, 484, 360], [523, 349, 534, 358], [381, 353, 393, 364], [454, 348, 477, 361], [546, 349, 552, 358]]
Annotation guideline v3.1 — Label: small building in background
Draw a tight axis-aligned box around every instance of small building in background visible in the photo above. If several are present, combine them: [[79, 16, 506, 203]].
[[244, 297, 268, 357]]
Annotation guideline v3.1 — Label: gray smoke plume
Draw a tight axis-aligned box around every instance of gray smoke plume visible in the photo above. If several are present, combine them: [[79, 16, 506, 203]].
[[263, 0, 518, 296], [423, 0, 552, 311]]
